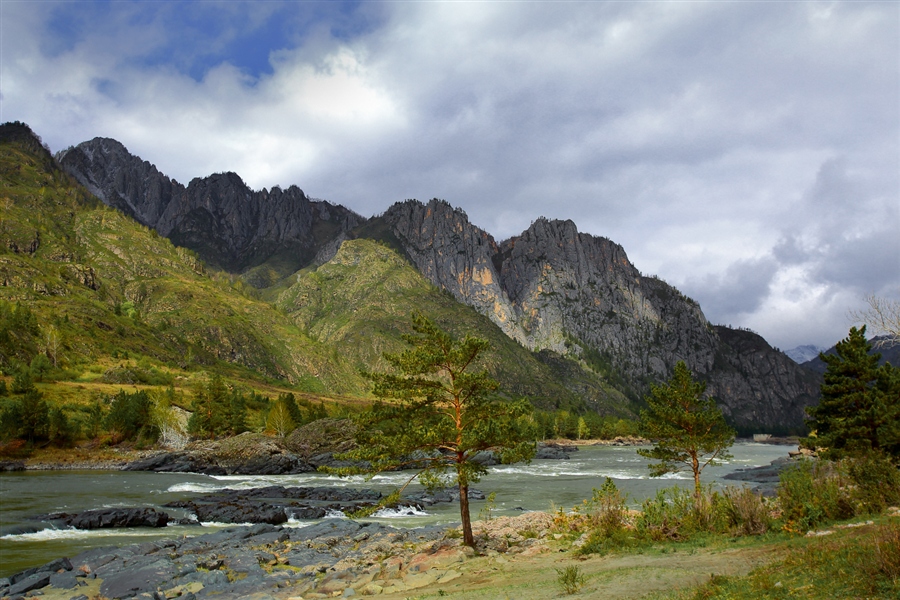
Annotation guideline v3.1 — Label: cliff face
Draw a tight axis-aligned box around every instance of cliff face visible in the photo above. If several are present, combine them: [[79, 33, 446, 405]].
[[379, 199, 820, 431], [57, 138, 363, 276]]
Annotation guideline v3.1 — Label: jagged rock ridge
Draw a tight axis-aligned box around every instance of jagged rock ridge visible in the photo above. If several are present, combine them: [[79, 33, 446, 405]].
[[376, 199, 820, 431], [57, 138, 363, 280]]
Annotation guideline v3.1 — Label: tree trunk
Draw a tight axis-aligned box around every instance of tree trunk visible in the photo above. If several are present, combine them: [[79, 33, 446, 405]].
[[692, 452, 701, 499], [459, 480, 474, 547]]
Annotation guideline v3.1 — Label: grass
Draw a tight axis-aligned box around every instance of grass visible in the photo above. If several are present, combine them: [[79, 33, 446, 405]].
[[661, 519, 900, 599]]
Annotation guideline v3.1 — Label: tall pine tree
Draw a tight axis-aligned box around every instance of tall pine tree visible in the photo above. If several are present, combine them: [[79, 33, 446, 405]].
[[335, 314, 535, 547], [805, 326, 900, 459], [638, 361, 735, 497]]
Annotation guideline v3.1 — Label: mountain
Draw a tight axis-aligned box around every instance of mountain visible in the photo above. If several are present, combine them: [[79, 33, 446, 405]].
[[367, 199, 820, 432], [785, 345, 824, 364], [1, 123, 618, 415], [801, 336, 900, 375], [50, 127, 822, 432], [57, 138, 363, 286]]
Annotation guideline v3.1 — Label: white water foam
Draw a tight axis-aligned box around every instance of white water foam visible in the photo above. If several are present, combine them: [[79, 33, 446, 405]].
[[2, 528, 168, 542], [371, 506, 429, 518]]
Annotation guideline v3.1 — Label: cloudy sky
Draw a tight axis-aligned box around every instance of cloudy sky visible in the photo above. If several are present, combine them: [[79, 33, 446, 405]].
[[1, 0, 897, 351]]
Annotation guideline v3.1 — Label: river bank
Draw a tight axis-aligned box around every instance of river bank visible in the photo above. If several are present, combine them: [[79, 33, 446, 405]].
[[1, 509, 785, 600]]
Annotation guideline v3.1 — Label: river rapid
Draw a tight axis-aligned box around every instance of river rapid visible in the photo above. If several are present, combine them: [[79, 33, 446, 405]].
[[0, 442, 789, 577]]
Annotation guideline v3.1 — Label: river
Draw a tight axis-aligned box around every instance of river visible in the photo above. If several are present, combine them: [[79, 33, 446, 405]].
[[0, 442, 789, 577]]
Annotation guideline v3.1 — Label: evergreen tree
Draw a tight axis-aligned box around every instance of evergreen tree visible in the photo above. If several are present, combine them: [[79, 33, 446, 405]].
[[104, 390, 156, 441], [638, 361, 735, 497], [11, 368, 35, 394], [48, 406, 74, 446], [226, 391, 248, 435], [188, 373, 228, 438], [336, 314, 535, 547], [15, 389, 50, 443], [804, 326, 900, 459]]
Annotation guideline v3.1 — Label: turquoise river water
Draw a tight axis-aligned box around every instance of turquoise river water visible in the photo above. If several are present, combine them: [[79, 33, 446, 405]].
[[0, 442, 789, 577]]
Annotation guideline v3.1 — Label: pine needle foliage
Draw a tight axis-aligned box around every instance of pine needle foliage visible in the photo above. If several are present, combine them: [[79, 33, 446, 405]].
[[334, 313, 536, 547], [803, 326, 900, 459], [638, 361, 736, 497]]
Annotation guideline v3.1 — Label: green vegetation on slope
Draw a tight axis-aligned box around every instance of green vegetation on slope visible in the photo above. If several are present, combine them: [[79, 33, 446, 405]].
[[277, 237, 632, 413]]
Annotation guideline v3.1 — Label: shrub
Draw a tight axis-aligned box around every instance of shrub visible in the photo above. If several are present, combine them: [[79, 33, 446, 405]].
[[577, 478, 637, 555], [845, 452, 900, 512], [636, 486, 718, 541], [871, 521, 900, 586], [777, 459, 855, 533], [722, 486, 771, 536], [556, 565, 585, 595]]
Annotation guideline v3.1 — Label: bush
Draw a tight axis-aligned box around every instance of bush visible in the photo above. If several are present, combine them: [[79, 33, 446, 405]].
[[576, 478, 637, 555], [871, 521, 900, 587], [636, 487, 716, 541], [778, 459, 856, 533], [556, 565, 586, 595], [845, 452, 900, 512], [722, 486, 772, 536]]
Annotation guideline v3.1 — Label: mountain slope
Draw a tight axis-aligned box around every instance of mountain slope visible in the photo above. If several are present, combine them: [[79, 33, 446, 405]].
[[1, 123, 359, 392], [276, 238, 633, 413]]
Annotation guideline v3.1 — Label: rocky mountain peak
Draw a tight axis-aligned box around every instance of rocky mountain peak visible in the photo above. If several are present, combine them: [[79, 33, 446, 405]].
[[59, 138, 363, 278], [374, 201, 820, 431]]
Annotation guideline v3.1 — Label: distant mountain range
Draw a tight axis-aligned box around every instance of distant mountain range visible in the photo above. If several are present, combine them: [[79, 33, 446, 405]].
[[785, 345, 824, 364], [1, 123, 823, 433], [800, 336, 900, 375]]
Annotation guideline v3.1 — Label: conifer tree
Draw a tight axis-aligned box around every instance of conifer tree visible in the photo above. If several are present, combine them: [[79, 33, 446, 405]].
[[187, 373, 228, 438], [804, 326, 900, 459], [336, 314, 535, 547], [638, 361, 735, 497]]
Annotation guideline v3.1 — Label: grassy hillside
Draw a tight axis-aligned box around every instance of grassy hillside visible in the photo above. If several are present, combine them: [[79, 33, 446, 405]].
[[276, 238, 632, 413], [0, 122, 635, 455], [0, 123, 359, 395]]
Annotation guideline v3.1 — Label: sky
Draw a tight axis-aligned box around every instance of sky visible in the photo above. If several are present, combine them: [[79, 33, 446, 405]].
[[1, 0, 898, 351]]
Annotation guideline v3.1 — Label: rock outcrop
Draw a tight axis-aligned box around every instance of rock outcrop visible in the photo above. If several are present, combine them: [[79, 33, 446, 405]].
[[57, 138, 363, 278]]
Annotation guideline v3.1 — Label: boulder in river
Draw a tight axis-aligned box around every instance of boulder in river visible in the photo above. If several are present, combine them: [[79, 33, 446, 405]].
[[39, 507, 170, 529]]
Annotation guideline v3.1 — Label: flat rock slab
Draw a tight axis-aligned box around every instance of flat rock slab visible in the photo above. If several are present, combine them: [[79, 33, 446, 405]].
[[99, 558, 176, 599]]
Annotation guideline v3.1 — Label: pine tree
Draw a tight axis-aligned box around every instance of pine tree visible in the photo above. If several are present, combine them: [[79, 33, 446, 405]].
[[638, 361, 735, 497], [335, 314, 535, 547], [187, 373, 228, 438], [804, 326, 900, 458]]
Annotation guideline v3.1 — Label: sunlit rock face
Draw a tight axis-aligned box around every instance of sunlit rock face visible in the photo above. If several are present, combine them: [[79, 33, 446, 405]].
[[381, 199, 819, 432]]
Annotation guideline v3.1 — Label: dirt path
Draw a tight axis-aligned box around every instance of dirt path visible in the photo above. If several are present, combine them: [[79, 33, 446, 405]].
[[375, 544, 779, 599]]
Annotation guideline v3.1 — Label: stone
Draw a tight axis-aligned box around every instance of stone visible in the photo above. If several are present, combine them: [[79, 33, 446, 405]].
[[48, 571, 79, 589], [46, 507, 169, 529], [99, 558, 176, 599], [7, 572, 51, 596]]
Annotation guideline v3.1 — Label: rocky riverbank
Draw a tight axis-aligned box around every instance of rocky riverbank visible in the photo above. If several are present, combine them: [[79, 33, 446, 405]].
[[0, 512, 556, 600]]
